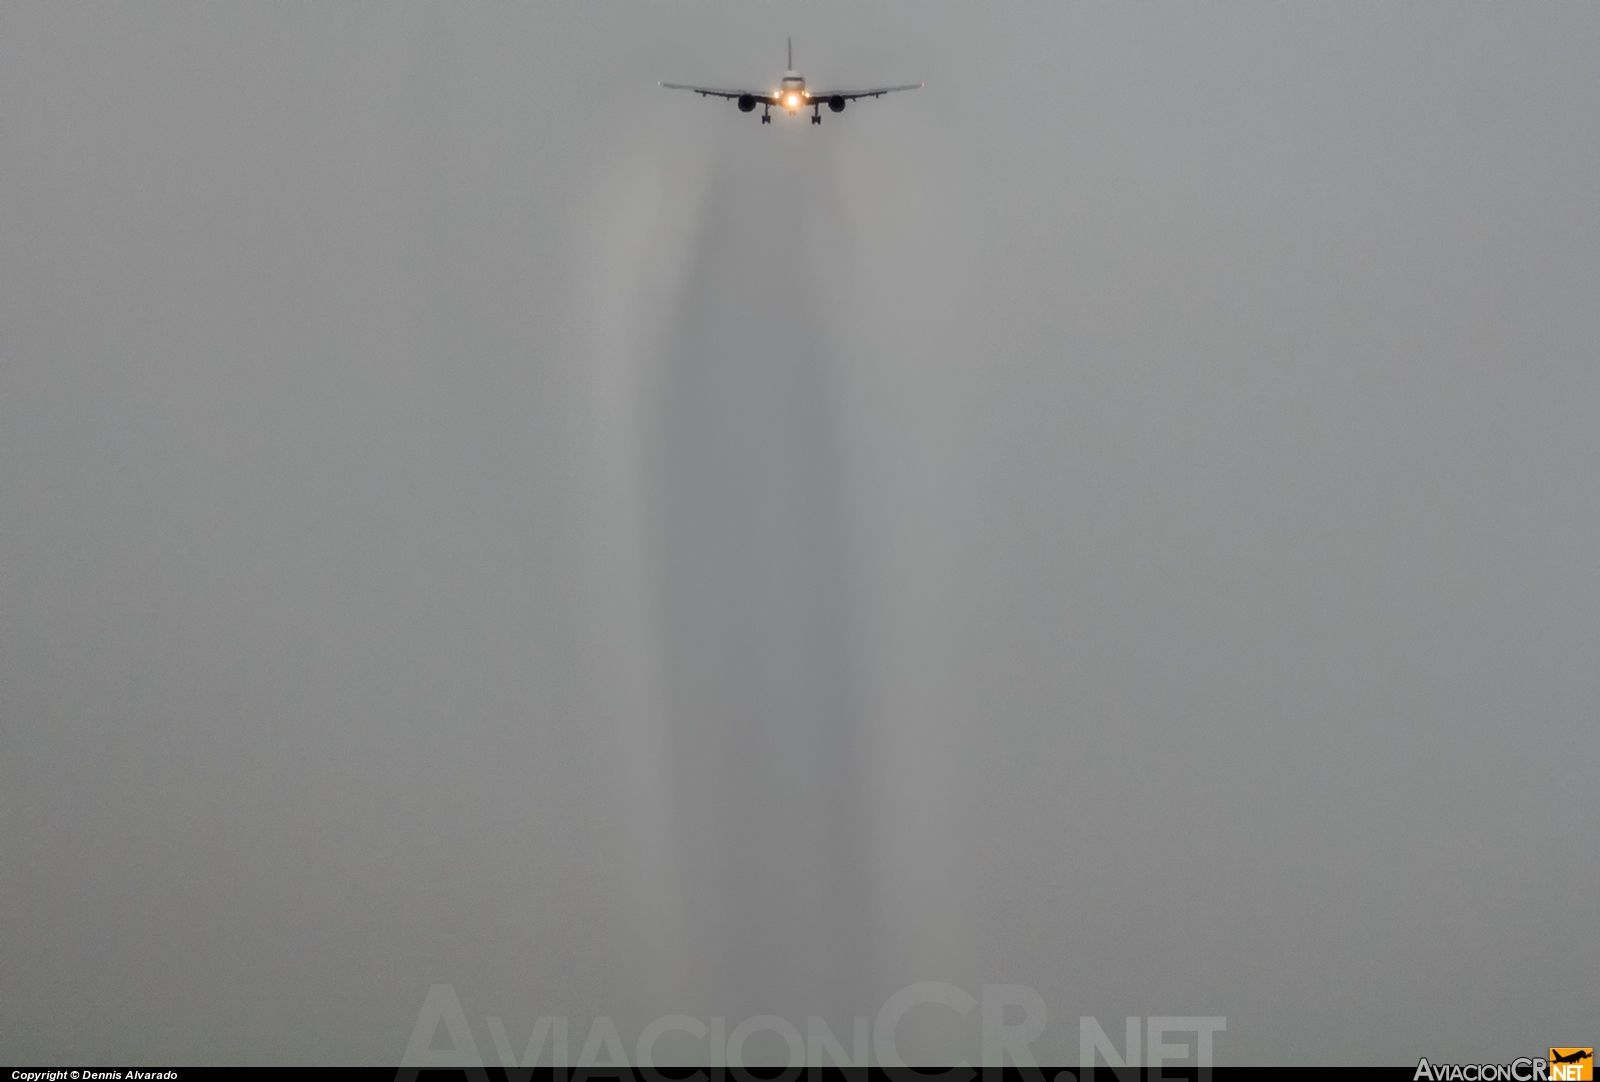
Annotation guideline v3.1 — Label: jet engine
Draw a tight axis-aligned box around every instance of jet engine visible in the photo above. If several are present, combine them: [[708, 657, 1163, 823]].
[[829, 95, 846, 112], [738, 94, 757, 112]]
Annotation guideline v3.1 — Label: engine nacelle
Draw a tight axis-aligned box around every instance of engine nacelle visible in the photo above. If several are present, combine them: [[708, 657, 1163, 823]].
[[829, 95, 846, 113], [738, 94, 757, 112]]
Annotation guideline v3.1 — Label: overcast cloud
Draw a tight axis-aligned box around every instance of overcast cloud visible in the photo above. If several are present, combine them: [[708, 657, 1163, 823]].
[[2, 2, 1597, 1067]]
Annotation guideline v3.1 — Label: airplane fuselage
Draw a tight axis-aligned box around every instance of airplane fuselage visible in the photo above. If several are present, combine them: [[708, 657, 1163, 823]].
[[779, 71, 806, 112]]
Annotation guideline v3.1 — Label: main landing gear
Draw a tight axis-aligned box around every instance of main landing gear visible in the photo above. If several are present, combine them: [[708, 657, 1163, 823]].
[[761, 104, 771, 124], [811, 104, 822, 124]]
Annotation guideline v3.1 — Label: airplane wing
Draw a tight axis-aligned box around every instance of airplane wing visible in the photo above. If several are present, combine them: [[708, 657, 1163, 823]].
[[660, 83, 775, 103], [806, 83, 924, 101]]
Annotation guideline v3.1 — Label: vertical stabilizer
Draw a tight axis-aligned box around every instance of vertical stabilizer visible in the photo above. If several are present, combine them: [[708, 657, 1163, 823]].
[[788, 37, 793, 69]]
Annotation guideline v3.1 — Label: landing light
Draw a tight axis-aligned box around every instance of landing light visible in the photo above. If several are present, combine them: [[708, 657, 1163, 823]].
[[787, 94, 799, 108]]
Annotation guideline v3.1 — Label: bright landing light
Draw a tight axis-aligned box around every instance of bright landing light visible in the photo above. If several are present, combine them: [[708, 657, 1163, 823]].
[[787, 94, 799, 108]]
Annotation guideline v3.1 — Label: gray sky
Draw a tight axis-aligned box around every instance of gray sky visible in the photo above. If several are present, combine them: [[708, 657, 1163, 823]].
[[2, 1, 1597, 1068]]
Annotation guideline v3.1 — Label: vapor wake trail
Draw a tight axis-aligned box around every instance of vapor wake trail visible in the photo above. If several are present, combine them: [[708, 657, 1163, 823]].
[[642, 132, 871, 1021]]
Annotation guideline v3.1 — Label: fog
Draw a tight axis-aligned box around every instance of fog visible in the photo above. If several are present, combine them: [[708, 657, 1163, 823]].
[[2, 2, 1597, 1068]]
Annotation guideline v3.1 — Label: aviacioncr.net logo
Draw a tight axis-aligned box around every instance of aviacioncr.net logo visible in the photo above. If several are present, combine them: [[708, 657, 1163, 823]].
[[1413, 1049, 1592, 1082]]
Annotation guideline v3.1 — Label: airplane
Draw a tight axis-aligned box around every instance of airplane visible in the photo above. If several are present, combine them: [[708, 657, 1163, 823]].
[[662, 38, 922, 124], [1551, 1050, 1592, 1065]]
